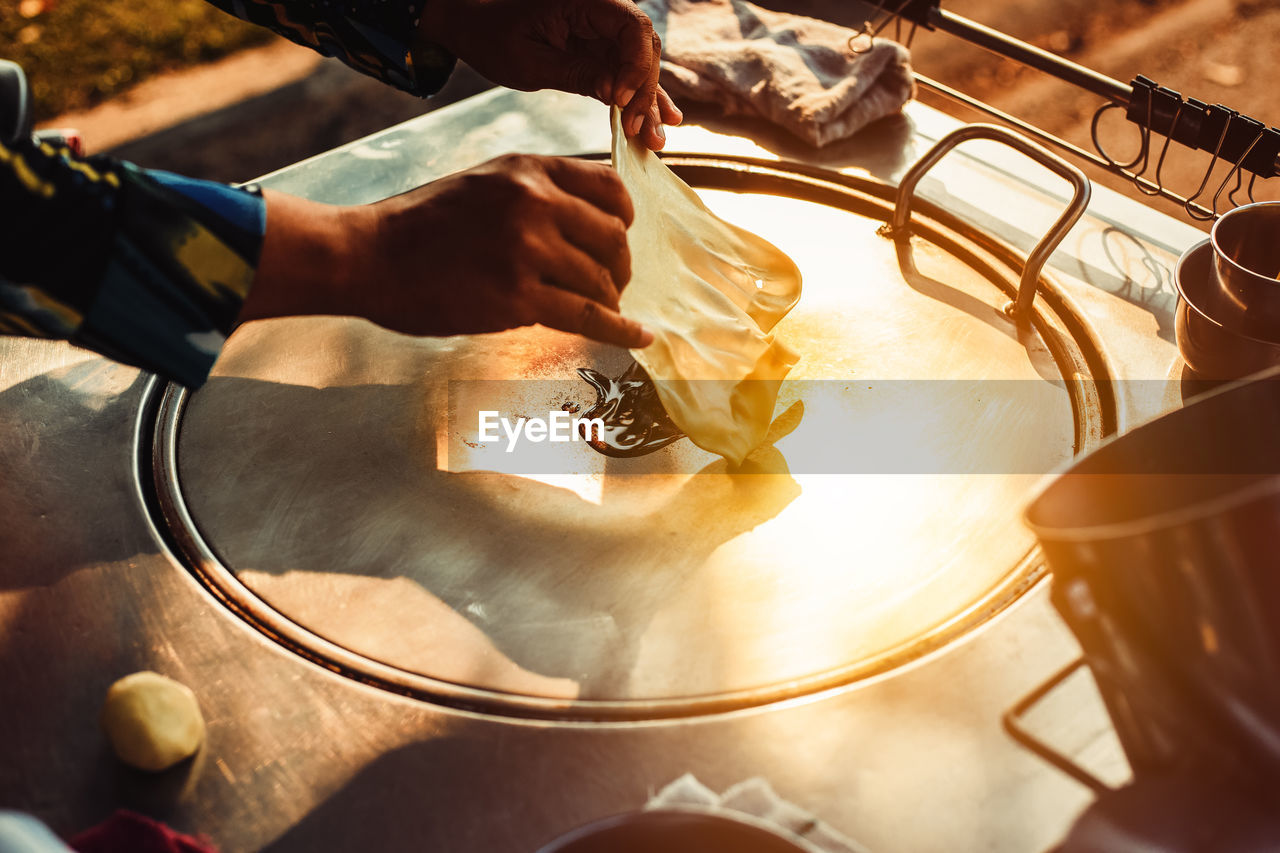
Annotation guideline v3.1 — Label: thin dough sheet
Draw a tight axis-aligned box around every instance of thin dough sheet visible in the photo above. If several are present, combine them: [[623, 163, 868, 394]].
[[612, 108, 802, 465]]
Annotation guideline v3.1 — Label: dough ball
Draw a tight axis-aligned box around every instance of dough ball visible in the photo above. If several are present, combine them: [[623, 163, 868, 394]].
[[101, 671, 205, 772]]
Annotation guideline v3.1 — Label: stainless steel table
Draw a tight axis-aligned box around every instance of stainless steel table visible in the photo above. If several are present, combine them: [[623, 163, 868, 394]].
[[0, 88, 1205, 852]]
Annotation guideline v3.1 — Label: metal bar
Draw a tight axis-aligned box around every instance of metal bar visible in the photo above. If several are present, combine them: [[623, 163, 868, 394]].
[[926, 7, 1132, 105], [866, 2, 1280, 210], [916, 8, 1280, 178], [915, 75, 1109, 168], [914, 74, 1220, 220]]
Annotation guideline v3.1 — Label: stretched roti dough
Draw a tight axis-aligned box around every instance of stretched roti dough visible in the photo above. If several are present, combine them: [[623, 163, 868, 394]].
[[612, 108, 802, 465]]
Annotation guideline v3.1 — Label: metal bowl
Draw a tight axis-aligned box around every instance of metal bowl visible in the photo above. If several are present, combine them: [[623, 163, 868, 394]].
[[536, 808, 819, 853], [1175, 238, 1280, 381], [1210, 201, 1280, 339]]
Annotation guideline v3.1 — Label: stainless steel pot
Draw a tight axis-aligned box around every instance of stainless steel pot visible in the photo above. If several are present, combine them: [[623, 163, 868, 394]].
[[1024, 368, 1280, 788]]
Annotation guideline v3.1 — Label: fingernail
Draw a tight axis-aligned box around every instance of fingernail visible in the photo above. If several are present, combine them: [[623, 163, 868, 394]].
[[629, 112, 644, 136], [636, 327, 654, 347], [656, 123, 666, 141], [599, 78, 614, 104], [615, 85, 637, 107]]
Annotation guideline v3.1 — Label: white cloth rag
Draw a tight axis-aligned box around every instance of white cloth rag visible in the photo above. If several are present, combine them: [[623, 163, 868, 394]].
[[646, 773, 870, 853], [638, 0, 916, 147]]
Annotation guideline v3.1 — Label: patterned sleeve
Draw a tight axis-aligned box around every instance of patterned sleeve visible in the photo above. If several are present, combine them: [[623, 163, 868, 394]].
[[202, 0, 456, 96], [0, 137, 266, 388]]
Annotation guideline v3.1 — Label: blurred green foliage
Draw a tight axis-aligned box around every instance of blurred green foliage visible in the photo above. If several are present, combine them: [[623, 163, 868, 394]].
[[1, 0, 273, 122]]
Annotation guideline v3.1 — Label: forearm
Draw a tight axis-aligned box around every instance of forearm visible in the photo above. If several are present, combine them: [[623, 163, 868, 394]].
[[236, 190, 363, 325]]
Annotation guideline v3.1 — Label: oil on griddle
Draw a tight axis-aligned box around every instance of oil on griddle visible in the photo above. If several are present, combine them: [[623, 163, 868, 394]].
[[572, 362, 685, 457]]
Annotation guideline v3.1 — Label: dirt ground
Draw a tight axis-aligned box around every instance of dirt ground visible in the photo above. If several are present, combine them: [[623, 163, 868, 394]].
[[42, 0, 1280, 228]]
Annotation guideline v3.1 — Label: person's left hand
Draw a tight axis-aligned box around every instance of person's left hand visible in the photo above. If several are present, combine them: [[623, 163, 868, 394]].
[[417, 0, 682, 150]]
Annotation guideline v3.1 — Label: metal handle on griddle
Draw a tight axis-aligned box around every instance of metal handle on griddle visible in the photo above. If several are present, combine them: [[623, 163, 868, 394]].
[[883, 124, 1091, 323]]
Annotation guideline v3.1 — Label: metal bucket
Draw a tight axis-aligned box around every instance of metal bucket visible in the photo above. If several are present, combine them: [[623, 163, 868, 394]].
[[1024, 368, 1280, 785]]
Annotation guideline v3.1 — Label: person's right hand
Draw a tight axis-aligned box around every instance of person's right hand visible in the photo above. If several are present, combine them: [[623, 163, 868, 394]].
[[240, 154, 652, 349]]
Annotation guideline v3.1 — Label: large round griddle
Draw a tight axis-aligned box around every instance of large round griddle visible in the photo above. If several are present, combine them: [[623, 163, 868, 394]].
[[146, 156, 1116, 720]]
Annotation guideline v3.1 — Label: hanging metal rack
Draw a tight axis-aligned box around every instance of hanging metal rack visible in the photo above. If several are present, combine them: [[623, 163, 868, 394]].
[[849, 0, 1280, 222]]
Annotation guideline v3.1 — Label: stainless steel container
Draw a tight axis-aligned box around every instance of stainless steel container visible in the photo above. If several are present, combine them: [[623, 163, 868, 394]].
[[1210, 202, 1280, 340], [1175, 239, 1280, 381], [1025, 369, 1280, 787]]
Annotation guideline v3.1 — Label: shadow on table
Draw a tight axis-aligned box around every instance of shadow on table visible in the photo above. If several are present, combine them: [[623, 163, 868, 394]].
[[175, 373, 804, 698]]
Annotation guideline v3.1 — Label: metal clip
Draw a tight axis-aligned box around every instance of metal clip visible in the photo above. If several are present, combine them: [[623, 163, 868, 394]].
[[847, 0, 936, 54], [1123, 76, 1203, 146], [847, 20, 875, 55], [1090, 77, 1280, 220], [1201, 109, 1280, 179]]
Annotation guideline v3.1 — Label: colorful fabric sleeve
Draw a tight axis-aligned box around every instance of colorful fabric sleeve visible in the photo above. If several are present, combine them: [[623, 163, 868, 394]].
[[202, 0, 457, 96], [0, 137, 266, 388]]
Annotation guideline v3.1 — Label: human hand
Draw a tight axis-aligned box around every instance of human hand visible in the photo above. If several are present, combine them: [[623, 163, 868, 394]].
[[242, 155, 652, 349], [417, 0, 682, 150]]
